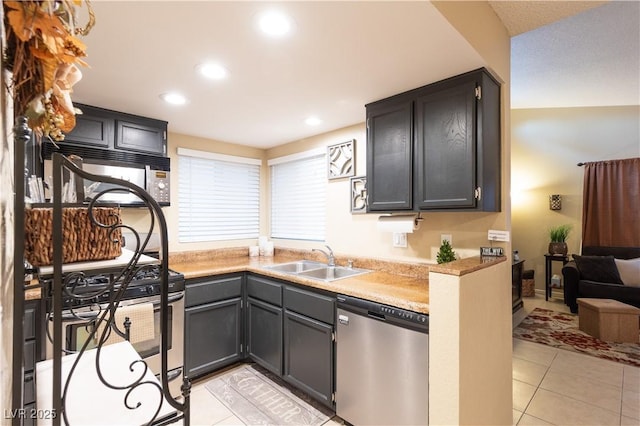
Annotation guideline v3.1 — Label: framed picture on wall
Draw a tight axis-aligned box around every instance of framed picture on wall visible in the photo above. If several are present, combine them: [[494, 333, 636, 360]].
[[350, 176, 367, 213], [328, 139, 355, 180]]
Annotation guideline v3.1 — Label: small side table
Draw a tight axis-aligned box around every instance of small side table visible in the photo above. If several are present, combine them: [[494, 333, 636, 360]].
[[512, 260, 525, 313], [544, 254, 569, 301]]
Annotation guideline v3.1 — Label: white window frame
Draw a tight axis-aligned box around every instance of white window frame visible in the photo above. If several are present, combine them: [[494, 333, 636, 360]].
[[177, 148, 260, 243]]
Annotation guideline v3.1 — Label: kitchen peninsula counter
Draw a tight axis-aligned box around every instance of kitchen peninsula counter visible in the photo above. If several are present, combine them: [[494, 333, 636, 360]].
[[169, 248, 505, 315]]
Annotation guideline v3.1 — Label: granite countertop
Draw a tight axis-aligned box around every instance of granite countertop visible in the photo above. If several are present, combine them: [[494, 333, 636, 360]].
[[26, 247, 506, 315], [170, 253, 431, 313]]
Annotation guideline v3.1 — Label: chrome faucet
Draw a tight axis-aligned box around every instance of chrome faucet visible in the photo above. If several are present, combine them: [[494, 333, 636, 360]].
[[313, 245, 336, 267]]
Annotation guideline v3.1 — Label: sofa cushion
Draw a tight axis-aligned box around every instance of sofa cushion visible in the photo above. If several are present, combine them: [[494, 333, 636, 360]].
[[614, 257, 640, 287], [572, 254, 624, 284]]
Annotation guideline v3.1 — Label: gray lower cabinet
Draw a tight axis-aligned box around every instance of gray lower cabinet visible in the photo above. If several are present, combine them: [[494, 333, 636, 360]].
[[283, 285, 336, 408], [246, 274, 283, 375], [247, 298, 283, 375], [23, 299, 43, 426], [184, 272, 336, 408], [184, 274, 243, 379]]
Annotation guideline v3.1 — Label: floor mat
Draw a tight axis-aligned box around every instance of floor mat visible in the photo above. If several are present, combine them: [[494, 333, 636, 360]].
[[513, 307, 640, 367], [205, 364, 332, 425]]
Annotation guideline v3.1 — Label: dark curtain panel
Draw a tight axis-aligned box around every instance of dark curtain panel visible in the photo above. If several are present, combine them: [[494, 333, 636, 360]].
[[582, 157, 640, 247]]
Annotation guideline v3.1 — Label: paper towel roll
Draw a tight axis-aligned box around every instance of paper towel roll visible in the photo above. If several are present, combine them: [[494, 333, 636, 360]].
[[377, 215, 418, 233]]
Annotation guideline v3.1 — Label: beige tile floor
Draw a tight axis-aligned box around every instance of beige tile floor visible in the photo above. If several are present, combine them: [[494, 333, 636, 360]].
[[512, 293, 640, 426], [184, 292, 640, 426]]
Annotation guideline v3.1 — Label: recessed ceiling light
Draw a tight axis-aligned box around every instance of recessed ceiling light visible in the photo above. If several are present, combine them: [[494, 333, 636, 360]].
[[305, 116, 322, 126], [160, 92, 187, 105], [258, 10, 292, 37], [197, 63, 228, 80]]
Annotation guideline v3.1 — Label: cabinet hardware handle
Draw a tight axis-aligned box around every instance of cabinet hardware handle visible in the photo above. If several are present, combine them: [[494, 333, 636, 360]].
[[475, 187, 482, 200]]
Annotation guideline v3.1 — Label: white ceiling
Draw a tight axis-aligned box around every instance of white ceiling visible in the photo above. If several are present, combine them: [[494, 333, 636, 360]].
[[509, 0, 640, 109], [71, 1, 639, 149]]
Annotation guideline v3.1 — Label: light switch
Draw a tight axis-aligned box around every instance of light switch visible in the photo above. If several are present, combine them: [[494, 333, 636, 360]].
[[393, 232, 408, 248], [488, 229, 510, 242]]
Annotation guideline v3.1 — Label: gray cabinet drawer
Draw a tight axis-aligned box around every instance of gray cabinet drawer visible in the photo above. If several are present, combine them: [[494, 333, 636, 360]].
[[23, 306, 36, 340], [186, 275, 243, 307], [247, 275, 282, 307], [24, 373, 35, 404], [284, 285, 335, 325], [24, 340, 36, 372]]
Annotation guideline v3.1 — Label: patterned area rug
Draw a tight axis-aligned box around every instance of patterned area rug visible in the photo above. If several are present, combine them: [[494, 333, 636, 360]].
[[205, 364, 332, 425], [514, 308, 640, 367]]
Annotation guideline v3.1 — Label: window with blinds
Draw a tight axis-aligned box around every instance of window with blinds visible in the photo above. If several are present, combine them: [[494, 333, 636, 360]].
[[177, 148, 260, 242], [269, 149, 326, 241]]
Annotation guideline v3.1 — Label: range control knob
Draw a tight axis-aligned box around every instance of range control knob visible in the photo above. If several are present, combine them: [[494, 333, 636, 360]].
[[145, 285, 155, 295]]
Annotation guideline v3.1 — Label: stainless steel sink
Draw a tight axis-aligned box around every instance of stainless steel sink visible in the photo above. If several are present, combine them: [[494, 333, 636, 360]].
[[266, 260, 326, 274], [265, 261, 371, 282], [298, 266, 371, 282]]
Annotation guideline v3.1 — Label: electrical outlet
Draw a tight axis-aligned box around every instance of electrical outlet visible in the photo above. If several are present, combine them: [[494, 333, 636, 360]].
[[488, 229, 510, 242], [393, 232, 408, 248], [441, 234, 452, 244]]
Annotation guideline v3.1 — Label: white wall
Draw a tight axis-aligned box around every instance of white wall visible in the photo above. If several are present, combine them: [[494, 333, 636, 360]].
[[1, 51, 15, 421]]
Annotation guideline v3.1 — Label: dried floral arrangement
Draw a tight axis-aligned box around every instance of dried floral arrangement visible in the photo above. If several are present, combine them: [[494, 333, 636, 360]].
[[3, 0, 95, 142]]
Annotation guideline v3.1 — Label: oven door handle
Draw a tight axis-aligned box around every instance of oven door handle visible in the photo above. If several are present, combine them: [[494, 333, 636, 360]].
[[152, 292, 184, 308], [59, 311, 101, 322], [55, 292, 184, 321]]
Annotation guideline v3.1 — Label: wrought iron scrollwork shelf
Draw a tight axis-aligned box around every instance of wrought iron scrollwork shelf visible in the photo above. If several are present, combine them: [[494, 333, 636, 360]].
[[36, 150, 190, 426]]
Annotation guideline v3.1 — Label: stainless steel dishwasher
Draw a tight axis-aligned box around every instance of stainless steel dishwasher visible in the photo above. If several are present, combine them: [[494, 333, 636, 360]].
[[336, 295, 429, 426]]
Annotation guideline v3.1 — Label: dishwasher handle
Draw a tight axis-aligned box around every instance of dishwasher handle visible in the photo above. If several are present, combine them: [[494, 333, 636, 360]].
[[367, 311, 386, 321], [339, 311, 386, 325]]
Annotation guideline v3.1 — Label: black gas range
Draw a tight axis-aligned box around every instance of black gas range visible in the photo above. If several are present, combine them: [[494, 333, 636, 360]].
[[44, 265, 185, 310]]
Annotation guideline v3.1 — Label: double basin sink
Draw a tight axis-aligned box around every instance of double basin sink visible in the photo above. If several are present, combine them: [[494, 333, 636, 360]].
[[264, 260, 371, 282]]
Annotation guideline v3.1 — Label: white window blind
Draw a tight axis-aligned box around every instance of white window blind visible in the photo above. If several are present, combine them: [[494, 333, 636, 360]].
[[178, 148, 260, 242], [270, 150, 326, 241]]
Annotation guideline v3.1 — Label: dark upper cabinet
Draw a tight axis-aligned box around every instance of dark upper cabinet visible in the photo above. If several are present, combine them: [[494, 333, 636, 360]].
[[365, 68, 501, 212], [65, 105, 114, 148], [415, 79, 477, 209], [63, 103, 167, 156], [366, 99, 413, 211], [115, 118, 166, 155]]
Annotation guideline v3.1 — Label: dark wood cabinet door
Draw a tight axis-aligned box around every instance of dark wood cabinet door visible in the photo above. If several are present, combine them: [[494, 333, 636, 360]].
[[247, 297, 283, 375], [23, 299, 44, 409], [115, 119, 166, 155], [283, 311, 334, 408], [184, 297, 243, 379], [366, 99, 413, 211], [415, 79, 477, 209], [63, 105, 114, 148]]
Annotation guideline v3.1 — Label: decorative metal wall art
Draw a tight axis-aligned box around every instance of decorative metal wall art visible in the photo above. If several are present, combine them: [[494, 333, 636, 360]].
[[350, 176, 367, 213], [549, 194, 562, 210], [328, 139, 355, 180]]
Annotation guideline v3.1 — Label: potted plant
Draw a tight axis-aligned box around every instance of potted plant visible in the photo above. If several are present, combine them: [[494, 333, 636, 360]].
[[548, 224, 572, 255], [436, 240, 457, 264]]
